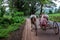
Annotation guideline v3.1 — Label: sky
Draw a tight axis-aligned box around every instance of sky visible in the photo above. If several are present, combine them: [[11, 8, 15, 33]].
[[52, 0, 60, 8]]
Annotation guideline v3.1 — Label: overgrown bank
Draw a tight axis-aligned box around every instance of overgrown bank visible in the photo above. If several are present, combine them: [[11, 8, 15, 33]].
[[49, 13, 60, 22], [0, 12, 26, 38]]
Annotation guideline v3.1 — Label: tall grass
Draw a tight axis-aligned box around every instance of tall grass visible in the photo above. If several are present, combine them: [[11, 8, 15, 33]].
[[0, 12, 26, 38], [49, 13, 60, 22]]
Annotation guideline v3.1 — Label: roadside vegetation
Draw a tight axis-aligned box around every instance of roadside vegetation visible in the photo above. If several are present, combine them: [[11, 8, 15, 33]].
[[0, 11, 25, 38], [49, 13, 60, 22]]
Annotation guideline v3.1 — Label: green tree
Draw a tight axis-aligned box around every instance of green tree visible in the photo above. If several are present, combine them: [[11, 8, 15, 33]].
[[0, 0, 6, 17], [8, 0, 24, 11], [8, 0, 51, 15], [27, 0, 50, 14], [38, 0, 50, 14]]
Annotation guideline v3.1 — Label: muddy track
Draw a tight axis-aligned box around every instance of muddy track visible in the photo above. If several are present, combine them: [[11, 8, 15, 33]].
[[22, 18, 60, 40], [0, 18, 60, 40]]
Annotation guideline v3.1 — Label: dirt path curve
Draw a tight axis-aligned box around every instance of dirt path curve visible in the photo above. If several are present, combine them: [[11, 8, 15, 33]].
[[22, 18, 39, 40], [22, 18, 59, 40]]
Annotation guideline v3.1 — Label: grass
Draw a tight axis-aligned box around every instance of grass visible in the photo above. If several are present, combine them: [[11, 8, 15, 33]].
[[0, 18, 26, 38], [49, 13, 60, 22], [0, 11, 26, 38]]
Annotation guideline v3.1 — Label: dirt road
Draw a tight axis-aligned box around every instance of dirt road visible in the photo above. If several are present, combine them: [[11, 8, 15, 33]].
[[22, 18, 60, 40]]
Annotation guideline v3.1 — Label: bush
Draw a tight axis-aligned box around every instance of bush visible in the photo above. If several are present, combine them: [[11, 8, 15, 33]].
[[0, 11, 26, 38], [49, 13, 60, 22], [14, 12, 24, 16]]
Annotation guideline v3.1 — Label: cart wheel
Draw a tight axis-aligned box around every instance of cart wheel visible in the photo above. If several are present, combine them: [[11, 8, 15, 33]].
[[53, 21, 59, 35]]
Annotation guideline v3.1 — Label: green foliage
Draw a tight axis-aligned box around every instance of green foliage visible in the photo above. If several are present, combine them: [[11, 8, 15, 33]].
[[0, 18, 10, 28], [12, 16, 25, 23], [38, 0, 50, 4], [0, 6, 6, 17], [9, 0, 50, 15], [0, 29, 9, 38], [0, 11, 26, 38], [0, 0, 26, 38], [0, 18, 25, 38], [0, 0, 3, 5], [14, 12, 24, 16], [9, 0, 25, 11], [49, 13, 60, 22], [3, 15, 12, 19]]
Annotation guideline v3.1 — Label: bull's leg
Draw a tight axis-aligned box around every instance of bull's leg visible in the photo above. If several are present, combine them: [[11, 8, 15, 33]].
[[31, 23, 33, 31], [34, 23, 37, 36], [31, 23, 35, 31]]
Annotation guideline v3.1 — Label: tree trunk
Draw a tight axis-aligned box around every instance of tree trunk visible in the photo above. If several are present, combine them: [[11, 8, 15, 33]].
[[40, 4, 43, 14]]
